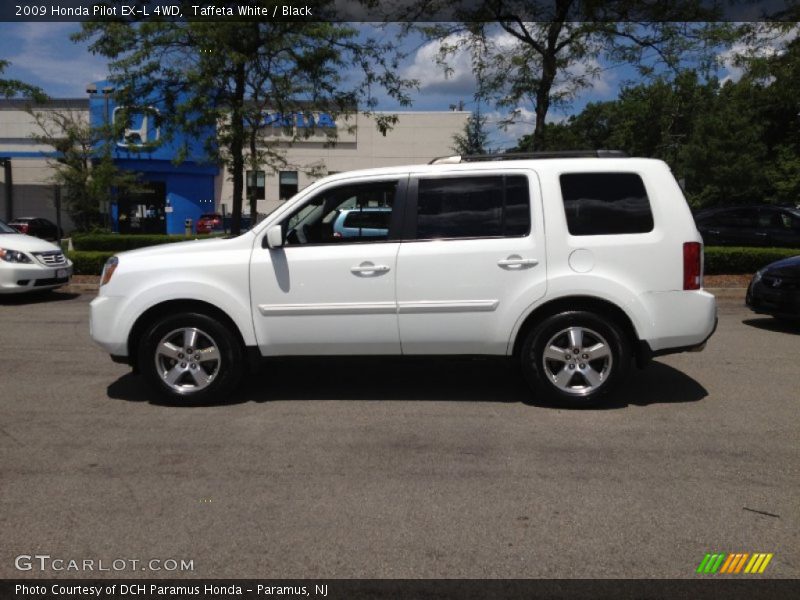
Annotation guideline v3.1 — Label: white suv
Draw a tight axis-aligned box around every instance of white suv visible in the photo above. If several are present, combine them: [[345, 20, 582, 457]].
[[90, 153, 717, 407]]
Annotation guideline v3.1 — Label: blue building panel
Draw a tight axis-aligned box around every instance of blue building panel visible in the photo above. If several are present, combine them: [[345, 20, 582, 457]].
[[89, 80, 219, 234]]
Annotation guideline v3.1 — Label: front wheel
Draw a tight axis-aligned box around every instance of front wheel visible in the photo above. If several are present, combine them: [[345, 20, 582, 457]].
[[520, 311, 631, 408], [138, 312, 244, 404]]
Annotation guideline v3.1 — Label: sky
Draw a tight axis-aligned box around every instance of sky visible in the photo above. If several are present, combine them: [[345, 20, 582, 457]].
[[0, 21, 768, 150]]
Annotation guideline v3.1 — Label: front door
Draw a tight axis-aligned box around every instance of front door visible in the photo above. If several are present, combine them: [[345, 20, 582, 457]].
[[249, 176, 407, 355], [396, 171, 547, 355]]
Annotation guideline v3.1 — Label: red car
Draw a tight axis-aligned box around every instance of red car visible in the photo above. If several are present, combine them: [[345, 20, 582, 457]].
[[196, 213, 223, 234]]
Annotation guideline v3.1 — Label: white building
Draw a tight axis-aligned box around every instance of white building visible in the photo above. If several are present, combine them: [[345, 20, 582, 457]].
[[1, 97, 470, 232]]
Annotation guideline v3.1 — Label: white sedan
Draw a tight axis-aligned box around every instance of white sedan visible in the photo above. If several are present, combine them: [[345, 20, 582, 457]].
[[0, 219, 72, 294]]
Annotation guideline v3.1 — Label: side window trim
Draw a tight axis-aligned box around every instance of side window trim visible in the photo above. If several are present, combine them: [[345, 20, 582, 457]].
[[404, 172, 533, 242]]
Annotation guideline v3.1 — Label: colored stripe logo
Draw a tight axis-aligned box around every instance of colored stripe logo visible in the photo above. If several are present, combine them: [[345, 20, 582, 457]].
[[697, 553, 773, 574]]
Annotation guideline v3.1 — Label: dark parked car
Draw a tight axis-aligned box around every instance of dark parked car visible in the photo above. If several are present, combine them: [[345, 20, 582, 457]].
[[746, 255, 800, 321], [8, 217, 62, 241], [694, 205, 800, 247]]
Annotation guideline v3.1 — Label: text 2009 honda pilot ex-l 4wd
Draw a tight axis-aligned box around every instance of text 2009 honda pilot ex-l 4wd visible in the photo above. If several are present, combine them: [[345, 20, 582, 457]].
[[90, 152, 717, 407]]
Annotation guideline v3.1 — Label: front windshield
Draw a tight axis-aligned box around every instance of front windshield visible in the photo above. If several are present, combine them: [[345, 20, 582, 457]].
[[0, 220, 18, 234]]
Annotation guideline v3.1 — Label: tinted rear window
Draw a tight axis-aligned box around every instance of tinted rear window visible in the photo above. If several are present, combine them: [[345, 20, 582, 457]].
[[343, 211, 391, 229], [560, 173, 654, 236], [416, 175, 531, 239]]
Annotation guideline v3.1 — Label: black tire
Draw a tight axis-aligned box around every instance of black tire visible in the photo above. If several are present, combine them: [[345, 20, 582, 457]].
[[138, 311, 245, 404], [520, 310, 631, 408]]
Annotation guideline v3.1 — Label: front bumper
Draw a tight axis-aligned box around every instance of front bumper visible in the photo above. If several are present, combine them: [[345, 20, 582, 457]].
[[0, 262, 73, 294], [746, 279, 800, 319], [89, 295, 129, 356]]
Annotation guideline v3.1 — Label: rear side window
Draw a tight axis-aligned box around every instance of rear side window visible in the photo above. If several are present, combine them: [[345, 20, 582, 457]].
[[560, 173, 654, 236], [415, 175, 531, 239], [343, 210, 391, 229]]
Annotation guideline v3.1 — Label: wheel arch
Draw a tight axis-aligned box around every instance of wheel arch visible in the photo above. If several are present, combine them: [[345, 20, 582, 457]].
[[510, 295, 642, 361], [127, 299, 248, 372]]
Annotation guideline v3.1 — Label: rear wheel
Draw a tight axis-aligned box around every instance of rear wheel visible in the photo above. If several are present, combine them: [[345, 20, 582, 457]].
[[520, 311, 631, 408], [138, 312, 244, 404]]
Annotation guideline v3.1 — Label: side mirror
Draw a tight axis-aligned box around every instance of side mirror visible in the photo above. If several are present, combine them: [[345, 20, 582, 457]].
[[265, 224, 284, 249]]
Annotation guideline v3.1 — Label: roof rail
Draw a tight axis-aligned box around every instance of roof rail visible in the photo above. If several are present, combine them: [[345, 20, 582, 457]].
[[428, 150, 628, 164]]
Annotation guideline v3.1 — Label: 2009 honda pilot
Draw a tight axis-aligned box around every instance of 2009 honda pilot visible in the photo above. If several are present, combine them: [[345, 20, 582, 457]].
[[90, 152, 717, 407]]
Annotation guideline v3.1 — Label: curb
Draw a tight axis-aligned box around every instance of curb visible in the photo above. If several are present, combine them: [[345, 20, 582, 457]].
[[707, 288, 746, 299]]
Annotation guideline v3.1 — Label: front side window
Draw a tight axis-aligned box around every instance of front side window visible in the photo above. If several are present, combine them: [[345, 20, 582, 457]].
[[560, 173, 654, 236], [283, 180, 397, 245], [415, 175, 531, 240]]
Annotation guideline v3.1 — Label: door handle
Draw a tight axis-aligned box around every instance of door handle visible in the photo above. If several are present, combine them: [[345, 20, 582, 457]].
[[755, 232, 768, 237], [351, 263, 390, 274], [497, 257, 538, 268]]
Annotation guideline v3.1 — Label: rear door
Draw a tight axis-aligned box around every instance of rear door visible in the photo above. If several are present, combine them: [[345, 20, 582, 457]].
[[395, 170, 546, 355]]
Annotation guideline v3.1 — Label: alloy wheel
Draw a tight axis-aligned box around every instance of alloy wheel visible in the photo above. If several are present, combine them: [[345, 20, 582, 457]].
[[154, 327, 221, 394]]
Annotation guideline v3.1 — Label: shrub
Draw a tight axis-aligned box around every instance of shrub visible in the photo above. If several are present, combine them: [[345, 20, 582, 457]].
[[705, 246, 800, 274], [71, 233, 219, 252], [67, 251, 115, 275]]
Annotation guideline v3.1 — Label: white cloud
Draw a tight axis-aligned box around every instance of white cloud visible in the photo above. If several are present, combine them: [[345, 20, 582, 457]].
[[402, 33, 478, 96], [482, 107, 536, 149], [717, 24, 799, 84], [403, 26, 615, 108]]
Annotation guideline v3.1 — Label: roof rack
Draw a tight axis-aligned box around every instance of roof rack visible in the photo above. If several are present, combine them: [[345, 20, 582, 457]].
[[428, 150, 628, 164]]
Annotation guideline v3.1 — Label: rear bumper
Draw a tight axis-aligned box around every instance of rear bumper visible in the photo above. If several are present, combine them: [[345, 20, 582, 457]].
[[638, 315, 717, 365], [640, 289, 717, 351]]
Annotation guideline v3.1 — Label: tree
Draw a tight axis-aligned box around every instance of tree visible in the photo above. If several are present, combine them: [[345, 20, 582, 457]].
[[0, 59, 46, 101], [451, 107, 489, 155], [76, 3, 416, 234], [411, 1, 768, 149], [30, 108, 143, 231]]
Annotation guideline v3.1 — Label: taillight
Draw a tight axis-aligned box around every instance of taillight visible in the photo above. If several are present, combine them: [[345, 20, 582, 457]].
[[16, 223, 29, 233], [683, 242, 702, 290]]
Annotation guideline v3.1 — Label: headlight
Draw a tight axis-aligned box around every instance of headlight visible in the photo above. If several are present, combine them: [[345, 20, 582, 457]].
[[0, 248, 32, 263], [100, 256, 119, 286], [753, 269, 763, 283]]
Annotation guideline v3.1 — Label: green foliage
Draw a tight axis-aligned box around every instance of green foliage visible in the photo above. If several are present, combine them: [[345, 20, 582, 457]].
[[75, 4, 416, 234], [72, 233, 219, 251], [704, 246, 800, 275], [67, 251, 115, 275], [452, 108, 490, 155], [525, 36, 800, 209], [416, 10, 750, 149], [29, 109, 144, 231]]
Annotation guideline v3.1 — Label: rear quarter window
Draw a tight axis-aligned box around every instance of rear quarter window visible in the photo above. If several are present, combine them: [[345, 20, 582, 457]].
[[559, 172, 654, 236], [343, 211, 391, 229]]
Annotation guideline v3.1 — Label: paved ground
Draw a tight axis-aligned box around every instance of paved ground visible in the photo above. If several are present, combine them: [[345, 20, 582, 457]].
[[0, 290, 797, 579]]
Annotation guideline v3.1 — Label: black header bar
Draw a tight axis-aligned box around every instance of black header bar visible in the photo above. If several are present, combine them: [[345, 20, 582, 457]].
[[3, 579, 800, 600], [2, 0, 799, 22]]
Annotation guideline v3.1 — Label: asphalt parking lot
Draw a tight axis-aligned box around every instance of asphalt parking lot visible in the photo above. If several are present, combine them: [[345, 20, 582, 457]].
[[0, 290, 798, 579]]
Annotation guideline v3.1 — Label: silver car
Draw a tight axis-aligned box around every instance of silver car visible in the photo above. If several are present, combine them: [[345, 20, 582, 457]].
[[0, 220, 73, 294]]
